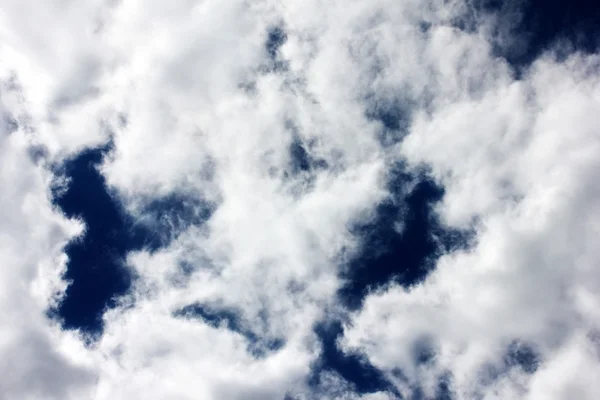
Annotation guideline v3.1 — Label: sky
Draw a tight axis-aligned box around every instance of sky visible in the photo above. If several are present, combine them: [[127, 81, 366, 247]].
[[1, 0, 600, 399]]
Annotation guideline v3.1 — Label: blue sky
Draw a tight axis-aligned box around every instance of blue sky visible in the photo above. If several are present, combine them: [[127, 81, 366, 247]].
[[1, 0, 600, 399]]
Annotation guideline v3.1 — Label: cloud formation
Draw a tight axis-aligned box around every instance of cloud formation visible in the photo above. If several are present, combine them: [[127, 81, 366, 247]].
[[1, 0, 599, 399]]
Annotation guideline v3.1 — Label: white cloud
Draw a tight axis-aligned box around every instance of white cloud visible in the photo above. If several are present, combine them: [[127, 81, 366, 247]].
[[0, 81, 95, 400], [1, 0, 599, 399], [343, 52, 600, 399]]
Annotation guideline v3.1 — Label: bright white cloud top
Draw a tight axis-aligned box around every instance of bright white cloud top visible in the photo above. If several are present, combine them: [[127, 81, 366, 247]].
[[1, 0, 599, 399]]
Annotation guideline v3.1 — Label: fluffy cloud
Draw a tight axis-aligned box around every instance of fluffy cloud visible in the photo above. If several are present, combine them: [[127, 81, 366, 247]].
[[342, 49, 600, 400], [0, 0, 599, 399], [0, 79, 96, 399]]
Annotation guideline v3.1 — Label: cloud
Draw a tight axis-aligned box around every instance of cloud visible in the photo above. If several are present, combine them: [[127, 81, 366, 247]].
[[0, 0, 599, 399], [0, 80, 96, 399], [342, 50, 600, 400]]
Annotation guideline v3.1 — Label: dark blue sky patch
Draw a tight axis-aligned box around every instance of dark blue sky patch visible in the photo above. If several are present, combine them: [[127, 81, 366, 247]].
[[261, 25, 289, 73], [50, 145, 211, 336], [288, 137, 329, 175], [364, 94, 412, 147], [175, 303, 242, 331], [410, 377, 454, 400], [289, 138, 311, 174], [467, 0, 600, 71], [474, 341, 539, 395], [133, 194, 214, 247], [339, 164, 473, 310], [284, 122, 330, 196], [50, 144, 134, 335], [309, 320, 398, 396], [286, 137, 330, 197], [242, 25, 291, 91], [504, 341, 539, 374], [266, 26, 287, 60], [389, 368, 454, 400], [173, 303, 284, 358], [435, 373, 454, 400]]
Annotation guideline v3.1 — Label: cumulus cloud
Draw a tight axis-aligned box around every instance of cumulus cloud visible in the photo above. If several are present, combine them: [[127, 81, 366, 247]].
[[0, 79, 96, 399], [342, 42, 600, 400], [1, 0, 599, 399]]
